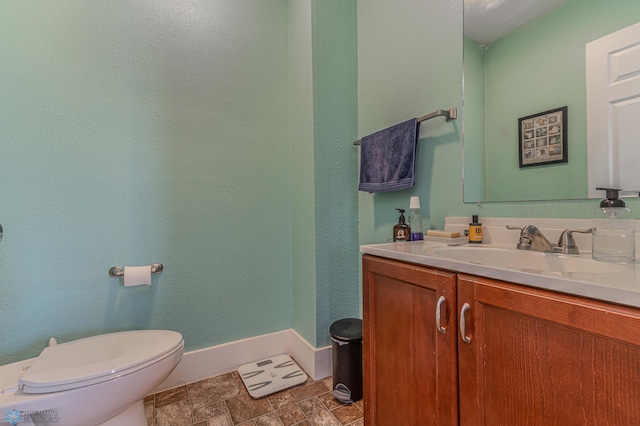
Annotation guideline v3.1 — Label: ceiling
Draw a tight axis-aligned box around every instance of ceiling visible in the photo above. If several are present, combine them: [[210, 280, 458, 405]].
[[464, 0, 573, 45]]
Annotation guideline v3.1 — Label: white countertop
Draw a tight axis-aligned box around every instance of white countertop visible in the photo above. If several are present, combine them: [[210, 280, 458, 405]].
[[360, 240, 640, 309]]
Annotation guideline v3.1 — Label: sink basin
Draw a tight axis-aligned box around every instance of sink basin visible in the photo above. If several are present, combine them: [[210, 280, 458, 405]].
[[432, 246, 621, 274]]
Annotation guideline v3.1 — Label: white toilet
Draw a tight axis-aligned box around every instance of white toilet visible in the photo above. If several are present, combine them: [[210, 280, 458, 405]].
[[0, 330, 183, 426]]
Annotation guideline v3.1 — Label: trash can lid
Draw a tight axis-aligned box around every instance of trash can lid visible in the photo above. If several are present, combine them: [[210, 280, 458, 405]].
[[329, 318, 362, 341]]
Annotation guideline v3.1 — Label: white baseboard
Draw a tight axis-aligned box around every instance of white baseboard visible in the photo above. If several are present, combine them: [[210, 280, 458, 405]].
[[155, 329, 332, 392]]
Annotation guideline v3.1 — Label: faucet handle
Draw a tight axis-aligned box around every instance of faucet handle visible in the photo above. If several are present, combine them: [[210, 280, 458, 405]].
[[555, 228, 592, 254], [506, 225, 523, 231], [564, 228, 593, 234]]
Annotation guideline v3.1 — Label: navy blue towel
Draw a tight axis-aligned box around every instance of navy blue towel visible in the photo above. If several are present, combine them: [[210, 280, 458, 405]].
[[358, 118, 419, 193]]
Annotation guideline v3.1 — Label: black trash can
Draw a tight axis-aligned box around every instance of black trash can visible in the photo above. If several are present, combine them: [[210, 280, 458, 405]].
[[329, 318, 363, 404]]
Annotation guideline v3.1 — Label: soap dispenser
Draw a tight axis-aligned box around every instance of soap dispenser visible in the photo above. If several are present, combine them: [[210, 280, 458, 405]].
[[393, 208, 411, 242], [592, 188, 635, 263]]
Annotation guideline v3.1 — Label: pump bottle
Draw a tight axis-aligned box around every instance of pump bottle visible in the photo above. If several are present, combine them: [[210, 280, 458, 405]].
[[393, 208, 411, 242], [592, 188, 635, 263]]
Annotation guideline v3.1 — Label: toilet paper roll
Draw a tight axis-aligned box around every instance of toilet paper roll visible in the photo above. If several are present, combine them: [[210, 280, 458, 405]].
[[124, 265, 152, 287]]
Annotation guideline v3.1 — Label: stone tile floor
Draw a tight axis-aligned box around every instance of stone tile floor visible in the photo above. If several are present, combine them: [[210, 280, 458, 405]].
[[145, 371, 363, 426]]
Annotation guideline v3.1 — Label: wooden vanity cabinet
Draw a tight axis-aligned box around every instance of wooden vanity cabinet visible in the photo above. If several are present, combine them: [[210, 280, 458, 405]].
[[362, 255, 458, 425], [363, 255, 640, 425], [458, 273, 640, 425]]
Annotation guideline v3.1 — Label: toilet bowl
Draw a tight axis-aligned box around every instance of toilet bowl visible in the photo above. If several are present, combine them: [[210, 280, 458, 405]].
[[0, 330, 183, 426]]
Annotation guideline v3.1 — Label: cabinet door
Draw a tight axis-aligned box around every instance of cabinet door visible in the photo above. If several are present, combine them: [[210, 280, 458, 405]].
[[363, 255, 458, 425], [458, 274, 640, 425]]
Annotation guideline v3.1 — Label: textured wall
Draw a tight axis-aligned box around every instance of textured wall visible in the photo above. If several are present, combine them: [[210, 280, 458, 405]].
[[289, 0, 318, 345], [3, 0, 623, 367], [0, 0, 292, 364], [358, 0, 464, 244], [289, 0, 359, 348], [462, 39, 486, 202], [310, 0, 359, 347]]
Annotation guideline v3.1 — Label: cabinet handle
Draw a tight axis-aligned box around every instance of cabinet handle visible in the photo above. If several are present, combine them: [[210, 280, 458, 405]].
[[436, 296, 447, 334], [459, 303, 472, 344]]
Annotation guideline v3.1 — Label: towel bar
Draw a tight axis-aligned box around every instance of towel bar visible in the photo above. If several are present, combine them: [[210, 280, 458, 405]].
[[353, 107, 456, 145]]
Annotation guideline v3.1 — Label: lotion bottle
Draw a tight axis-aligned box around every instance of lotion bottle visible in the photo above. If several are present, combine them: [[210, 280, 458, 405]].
[[393, 208, 411, 242], [469, 215, 483, 244], [592, 188, 635, 263]]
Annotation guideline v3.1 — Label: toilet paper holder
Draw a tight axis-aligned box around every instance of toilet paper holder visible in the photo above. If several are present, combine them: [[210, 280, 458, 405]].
[[108, 263, 164, 277]]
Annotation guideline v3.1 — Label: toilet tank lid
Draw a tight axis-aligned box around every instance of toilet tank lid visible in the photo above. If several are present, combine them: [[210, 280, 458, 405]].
[[19, 330, 183, 393]]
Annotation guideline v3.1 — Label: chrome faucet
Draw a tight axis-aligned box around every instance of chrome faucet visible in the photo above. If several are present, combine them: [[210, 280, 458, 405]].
[[506, 225, 592, 254], [507, 225, 555, 252]]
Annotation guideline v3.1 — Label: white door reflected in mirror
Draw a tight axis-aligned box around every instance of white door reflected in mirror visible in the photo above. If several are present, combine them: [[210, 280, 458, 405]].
[[587, 21, 640, 197]]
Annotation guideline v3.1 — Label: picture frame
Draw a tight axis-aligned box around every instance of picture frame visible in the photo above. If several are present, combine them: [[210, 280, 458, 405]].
[[518, 106, 567, 168]]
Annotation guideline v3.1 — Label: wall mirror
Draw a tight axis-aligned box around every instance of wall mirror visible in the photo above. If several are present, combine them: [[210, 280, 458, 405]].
[[463, 0, 640, 203]]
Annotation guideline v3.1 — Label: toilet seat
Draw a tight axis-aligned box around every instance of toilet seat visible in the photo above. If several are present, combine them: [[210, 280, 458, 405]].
[[19, 330, 183, 394]]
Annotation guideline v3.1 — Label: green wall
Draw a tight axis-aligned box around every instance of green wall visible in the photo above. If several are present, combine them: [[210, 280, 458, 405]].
[[463, 39, 486, 202], [0, 0, 359, 365], [289, 0, 318, 348], [358, 0, 640, 247], [4, 0, 637, 369], [289, 0, 359, 348], [309, 1, 359, 347], [465, 0, 640, 202], [358, 0, 463, 244]]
